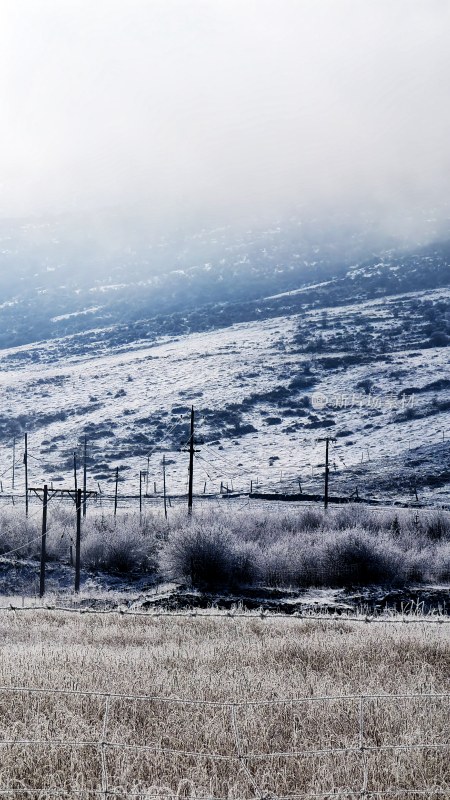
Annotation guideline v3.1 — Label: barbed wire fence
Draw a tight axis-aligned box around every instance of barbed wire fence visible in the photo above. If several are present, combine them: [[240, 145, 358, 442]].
[[0, 604, 450, 624], [0, 687, 448, 798]]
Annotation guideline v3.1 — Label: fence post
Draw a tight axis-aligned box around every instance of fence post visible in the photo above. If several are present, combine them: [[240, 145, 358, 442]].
[[360, 695, 368, 796]]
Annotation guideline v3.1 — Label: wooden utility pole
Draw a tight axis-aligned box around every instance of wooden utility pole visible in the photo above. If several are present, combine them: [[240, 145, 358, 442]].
[[30, 484, 82, 597], [73, 453, 78, 492], [83, 435, 87, 517], [318, 436, 336, 510], [75, 488, 82, 593], [12, 437, 16, 491], [163, 454, 167, 520], [180, 406, 200, 514], [24, 433, 28, 516], [146, 456, 150, 495], [188, 406, 195, 514], [139, 470, 143, 517], [114, 467, 119, 516], [29, 486, 97, 595], [39, 484, 48, 598]]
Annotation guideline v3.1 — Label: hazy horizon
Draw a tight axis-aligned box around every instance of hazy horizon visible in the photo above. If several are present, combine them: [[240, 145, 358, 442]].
[[1, 0, 450, 242]]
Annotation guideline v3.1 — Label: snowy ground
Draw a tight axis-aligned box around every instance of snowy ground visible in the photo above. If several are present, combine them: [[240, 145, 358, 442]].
[[0, 287, 448, 505]]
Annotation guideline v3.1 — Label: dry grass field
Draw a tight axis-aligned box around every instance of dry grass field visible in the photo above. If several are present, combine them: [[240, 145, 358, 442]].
[[0, 610, 449, 798]]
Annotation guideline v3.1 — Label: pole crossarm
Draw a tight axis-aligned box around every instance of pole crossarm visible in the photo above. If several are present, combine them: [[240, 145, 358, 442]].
[[28, 488, 61, 504], [28, 488, 98, 504]]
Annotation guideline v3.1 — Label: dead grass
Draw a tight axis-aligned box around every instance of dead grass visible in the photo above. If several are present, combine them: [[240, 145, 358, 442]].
[[0, 611, 448, 797]]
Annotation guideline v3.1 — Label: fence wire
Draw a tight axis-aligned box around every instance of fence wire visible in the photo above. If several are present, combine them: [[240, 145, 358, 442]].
[[0, 604, 449, 624], [0, 687, 448, 799]]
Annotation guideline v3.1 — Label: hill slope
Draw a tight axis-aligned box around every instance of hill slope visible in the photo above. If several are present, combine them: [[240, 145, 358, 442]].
[[0, 237, 448, 505]]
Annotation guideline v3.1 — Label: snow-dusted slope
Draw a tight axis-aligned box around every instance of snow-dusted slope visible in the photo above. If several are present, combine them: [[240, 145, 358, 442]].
[[0, 283, 448, 506]]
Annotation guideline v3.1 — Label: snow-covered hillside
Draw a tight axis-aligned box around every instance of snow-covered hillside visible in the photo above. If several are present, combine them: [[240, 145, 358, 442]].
[[0, 277, 448, 506]]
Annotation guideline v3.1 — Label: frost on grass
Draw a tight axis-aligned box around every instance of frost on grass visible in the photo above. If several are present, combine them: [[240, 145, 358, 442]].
[[0, 612, 448, 796]]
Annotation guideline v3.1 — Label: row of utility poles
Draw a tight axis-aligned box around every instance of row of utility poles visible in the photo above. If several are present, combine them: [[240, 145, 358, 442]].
[[5, 417, 449, 519], [6, 412, 339, 599], [7, 414, 338, 519], [27, 414, 195, 598], [139, 454, 168, 519]]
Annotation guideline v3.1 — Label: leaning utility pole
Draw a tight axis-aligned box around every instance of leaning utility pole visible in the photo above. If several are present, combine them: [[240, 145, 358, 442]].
[[318, 436, 337, 510]]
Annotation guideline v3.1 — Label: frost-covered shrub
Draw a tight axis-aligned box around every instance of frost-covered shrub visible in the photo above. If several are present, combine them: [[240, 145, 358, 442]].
[[434, 542, 450, 582], [0, 507, 69, 562], [322, 529, 402, 586], [297, 509, 324, 531], [331, 505, 380, 533], [82, 515, 159, 575], [0, 509, 41, 558], [402, 547, 432, 583], [259, 528, 406, 588], [165, 519, 260, 589], [261, 535, 325, 588], [424, 512, 450, 541], [166, 524, 234, 588], [0, 503, 448, 590], [234, 540, 262, 586]]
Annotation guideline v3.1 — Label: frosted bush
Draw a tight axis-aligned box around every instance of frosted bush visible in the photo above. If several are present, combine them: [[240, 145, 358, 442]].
[[165, 519, 260, 589], [434, 541, 450, 582], [321, 529, 404, 586], [0, 509, 41, 557], [330, 504, 381, 533], [82, 514, 159, 575], [297, 508, 324, 531], [424, 511, 450, 541], [0, 507, 67, 561], [261, 534, 325, 588], [166, 523, 235, 588], [0, 503, 449, 589]]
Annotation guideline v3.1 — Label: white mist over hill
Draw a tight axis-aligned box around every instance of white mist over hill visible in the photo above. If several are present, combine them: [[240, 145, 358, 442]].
[[1, 0, 450, 243]]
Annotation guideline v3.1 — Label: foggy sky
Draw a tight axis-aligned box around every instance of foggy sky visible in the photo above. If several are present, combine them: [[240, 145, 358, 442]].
[[1, 0, 450, 233]]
